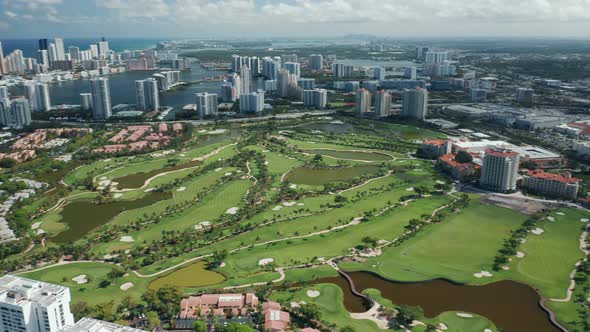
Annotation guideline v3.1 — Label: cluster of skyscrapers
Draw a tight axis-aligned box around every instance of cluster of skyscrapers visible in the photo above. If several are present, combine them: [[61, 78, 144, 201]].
[[0, 86, 32, 128], [355, 87, 428, 119]]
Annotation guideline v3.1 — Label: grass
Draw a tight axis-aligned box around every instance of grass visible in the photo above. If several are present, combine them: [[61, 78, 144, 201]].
[[271, 283, 384, 332], [20, 262, 150, 307], [341, 195, 525, 284]]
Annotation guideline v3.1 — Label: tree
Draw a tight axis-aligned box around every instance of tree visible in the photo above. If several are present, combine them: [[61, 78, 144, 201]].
[[146, 311, 161, 330], [223, 323, 256, 332], [520, 159, 538, 170], [0, 158, 16, 169], [192, 320, 207, 332], [454, 150, 473, 163], [414, 185, 429, 197], [298, 303, 321, 321], [341, 327, 356, 332]]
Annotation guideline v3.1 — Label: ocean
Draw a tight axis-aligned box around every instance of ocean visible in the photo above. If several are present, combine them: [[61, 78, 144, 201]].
[[1, 38, 161, 58]]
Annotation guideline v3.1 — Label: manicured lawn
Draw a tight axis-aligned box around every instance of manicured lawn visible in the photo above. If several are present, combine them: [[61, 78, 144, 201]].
[[20, 262, 150, 307], [271, 283, 384, 332], [342, 196, 525, 284]]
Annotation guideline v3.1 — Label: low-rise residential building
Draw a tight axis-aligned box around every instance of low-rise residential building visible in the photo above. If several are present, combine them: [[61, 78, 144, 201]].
[[420, 139, 452, 158], [437, 153, 479, 180], [179, 293, 259, 320], [521, 170, 579, 200], [262, 301, 290, 332]]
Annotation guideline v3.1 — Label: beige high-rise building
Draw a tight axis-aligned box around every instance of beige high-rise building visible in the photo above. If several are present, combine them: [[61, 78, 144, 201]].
[[355, 88, 372, 114], [480, 148, 520, 193]]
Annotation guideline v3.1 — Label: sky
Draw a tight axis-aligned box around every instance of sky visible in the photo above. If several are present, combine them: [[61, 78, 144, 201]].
[[2, 0, 590, 39]]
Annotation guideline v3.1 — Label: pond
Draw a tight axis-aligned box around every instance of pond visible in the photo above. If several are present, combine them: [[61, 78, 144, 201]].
[[302, 149, 393, 161], [148, 261, 226, 290], [52, 191, 171, 243], [112, 160, 201, 189], [315, 272, 560, 332], [297, 122, 355, 134], [284, 165, 382, 186]]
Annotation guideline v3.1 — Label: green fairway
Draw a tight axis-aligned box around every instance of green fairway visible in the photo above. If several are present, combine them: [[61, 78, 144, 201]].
[[148, 261, 225, 290]]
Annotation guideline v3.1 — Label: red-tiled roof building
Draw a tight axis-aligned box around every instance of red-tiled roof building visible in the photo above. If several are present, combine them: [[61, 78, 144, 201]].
[[522, 170, 579, 200]]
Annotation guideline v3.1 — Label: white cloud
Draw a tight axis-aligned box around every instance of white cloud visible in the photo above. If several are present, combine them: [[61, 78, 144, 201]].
[[93, 0, 590, 25], [4, 10, 18, 18]]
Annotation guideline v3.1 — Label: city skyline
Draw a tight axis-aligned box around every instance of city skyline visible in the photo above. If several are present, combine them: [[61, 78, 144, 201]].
[[2, 0, 590, 38]]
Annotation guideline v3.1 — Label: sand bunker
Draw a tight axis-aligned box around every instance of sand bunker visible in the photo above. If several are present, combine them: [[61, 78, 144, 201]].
[[258, 258, 274, 266], [297, 203, 305, 206], [547, 216, 555, 222], [439, 323, 448, 330], [120, 236, 134, 242], [120, 282, 134, 291], [144, 188, 154, 193], [226, 207, 239, 215], [283, 201, 297, 207], [31, 222, 42, 230], [581, 218, 589, 223], [307, 290, 321, 298], [215, 168, 223, 172], [72, 275, 88, 284], [456, 313, 473, 318], [208, 129, 227, 134], [113, 193, 123, 198], [224, 172, 233, 176], [556, 212, 565, 216], [264, 161, 269, 165], [473, 271, 493, 278], [406, 187, 414, 191], [516, 251, 525, 258], [531, 228, 545, 235], [194, 221, 212, 230], [177, 187, 187, 192], [289, 184, 297, 189], [272, 206, 283, 211]]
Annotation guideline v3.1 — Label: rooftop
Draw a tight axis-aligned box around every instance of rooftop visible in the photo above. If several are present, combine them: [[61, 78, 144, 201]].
[[0, 275, 69, 307], [60, 317, 146, 332]]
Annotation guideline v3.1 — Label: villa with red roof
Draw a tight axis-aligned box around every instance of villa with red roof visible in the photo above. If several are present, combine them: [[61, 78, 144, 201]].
[[421, 139, 452, 158], [437, 153, 479, 180], [521, 170, 579, 200], [178, 293, 258, 320], [262, 301, 291, 332]]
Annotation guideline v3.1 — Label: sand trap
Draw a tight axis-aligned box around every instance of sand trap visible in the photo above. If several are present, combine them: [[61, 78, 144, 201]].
[[177, 187, 187, 192], [258, 258, 274, 266], [289, 184, 297, 189], [272, 206, 283, 211], [103, 254, 118, 260], [502, 266, 510, 271], [262, 150, 269, 153], [520, 238, 527, 244], [317, 257, 325, 262], [436, 180, 446, 185], [226, 207, 239, 215], [290, 302, 300, 308], [194, 221, 212, 230], [120, 236, 134, 242], [219, 262, 226, 268], [531, 228, 545, 235], [113, 193, 123, 198], [297, 203, 305, 206], [36, 229, 46, 235], [473, 271, 493, 278], [406, 187, 414, 191], [264, 161, 269, 165], [283, 201, 297, 207], [547, 216, 555, 222], [215, 167, 223, 172], [208, 129, 227, 134], [100, 176, 107, 180], [144, 188, 154, 193], [103, 159, 112, 162], [456, 313, 473, 318], [120, 282, 134, 291], [439, 323, 448, 330], [581, 218, 589, 223], [307, 290, 321, 298], [224, 172, 233, 176], [198, 130, 207, 133], [516, 251, 525, 258], [31, 222, 42, 230], [72, 275, 88, 284], [556, 212, 565, 216], [484, 329, 493, 332]]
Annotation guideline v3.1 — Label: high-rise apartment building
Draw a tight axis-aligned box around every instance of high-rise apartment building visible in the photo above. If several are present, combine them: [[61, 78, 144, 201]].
[[0, 275, 75, 332], [309, 54, 323, 70], [303, 89, 327, 110], [283, 62, 301, 79], [24, 81, 51, 112], [54, 38, 65, 61], [90, 77, 112, 119], [0, 41, 5, 74], [374, 90, 391, 117], [240, 91, 265, 113], [195, 92, 218, 118], [480, 148, 520, 193], [401, 88, 428, 120], [297, 78, 316, 90], [135, 78, 160, 111], [240, 66, 251, 95], [355, 88, 372, 114], [80, 93, 93, 111]]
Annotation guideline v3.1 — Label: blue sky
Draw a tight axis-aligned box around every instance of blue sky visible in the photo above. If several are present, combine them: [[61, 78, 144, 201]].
[[2, 0, 590, 38]]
